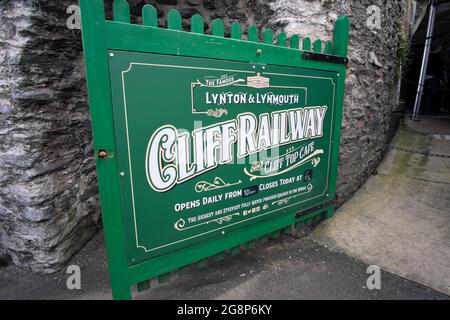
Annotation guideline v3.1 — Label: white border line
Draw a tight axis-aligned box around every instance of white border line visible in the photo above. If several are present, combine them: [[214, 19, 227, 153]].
[[191, 83, 308, 115], [120, 62, 336, 253]]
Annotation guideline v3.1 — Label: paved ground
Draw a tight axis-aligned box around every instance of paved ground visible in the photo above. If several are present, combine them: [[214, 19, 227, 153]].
[[1, 117, 449, 300], [313, 116, 450, 295], [0, 229, 448, 300]]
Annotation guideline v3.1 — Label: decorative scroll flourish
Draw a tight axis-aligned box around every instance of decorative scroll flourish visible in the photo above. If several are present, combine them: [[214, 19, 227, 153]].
[[174, 218, 186, 231], [272, 183, 314, 206], [207, 108, 228, 118], [312, 157, 321, 167], [195, 177, 242, 193], [213, 213, 240, 224]]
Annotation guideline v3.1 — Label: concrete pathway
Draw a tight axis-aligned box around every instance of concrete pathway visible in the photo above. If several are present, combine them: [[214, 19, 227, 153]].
[[313, 117, 450, 295]]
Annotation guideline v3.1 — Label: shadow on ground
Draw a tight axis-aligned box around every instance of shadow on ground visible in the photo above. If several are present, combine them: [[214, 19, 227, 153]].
[[1, 118, 449, 300], [0, 229, 448, 300]]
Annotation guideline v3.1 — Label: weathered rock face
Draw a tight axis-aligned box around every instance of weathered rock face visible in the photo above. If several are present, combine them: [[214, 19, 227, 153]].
[[0, 0, 407, 272], [0, 0, 101, 272]]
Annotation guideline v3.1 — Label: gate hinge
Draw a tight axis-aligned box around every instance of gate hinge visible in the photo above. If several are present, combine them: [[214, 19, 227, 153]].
[[302, 52, 349, 65]]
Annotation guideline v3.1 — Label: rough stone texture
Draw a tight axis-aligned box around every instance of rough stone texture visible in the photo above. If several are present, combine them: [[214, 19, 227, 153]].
[[266, 0, 407, 202], [0, 0, 101, 273], [0, 0, 408, 273]]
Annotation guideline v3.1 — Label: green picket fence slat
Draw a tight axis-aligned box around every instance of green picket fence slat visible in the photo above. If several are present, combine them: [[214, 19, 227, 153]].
[[230, 246, 241, 256], [142, 4, 157, 27], [333, 16, 350, 56], [325, 40, 333, 54], [191, 14, 204, 34], [262, 28, 273, 44], [214, 252, 226, 262], [196, 259, 209, 269], [136, 279, 151, 292], [158, 272, 171, 284], [113, 0, 130, 23], [211, 18, 225, 37], [290, 35, 300, 49], [303, 37, 311, 51], [231, 22, 242, 39], [314, 39, 322, 53], [277, 32, 287, 47], [167, 9, 182, 30], [248, 25, 259, 42]]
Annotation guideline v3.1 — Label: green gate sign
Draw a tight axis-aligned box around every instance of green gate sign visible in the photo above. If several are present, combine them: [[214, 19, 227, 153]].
[[80, 0, 349, 300]]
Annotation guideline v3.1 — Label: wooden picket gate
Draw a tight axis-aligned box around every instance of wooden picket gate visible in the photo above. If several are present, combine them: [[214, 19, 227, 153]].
[[80, 0, 349, 299]]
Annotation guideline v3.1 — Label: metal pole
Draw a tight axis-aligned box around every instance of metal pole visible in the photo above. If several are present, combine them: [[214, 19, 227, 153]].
[[411, 0, 438, 121]]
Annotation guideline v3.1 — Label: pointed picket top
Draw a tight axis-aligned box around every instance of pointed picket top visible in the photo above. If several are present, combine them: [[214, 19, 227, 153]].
[[333, 16, 350, 57], [262, 28, 273, 45], [313, 39, 322, 53], [325, 40, 333, 54], [248, 25, 259, 42], [211, 18, 225, 37], [290, 35, 300, 49], [231, 22, 242, 40], [191, 14, 204, 34], [167, 9, 182, 30], [303, 37, 311, 51], [113, 0, 130, 23], [277, 33, 287, 47], [142, 4, 157, 27]]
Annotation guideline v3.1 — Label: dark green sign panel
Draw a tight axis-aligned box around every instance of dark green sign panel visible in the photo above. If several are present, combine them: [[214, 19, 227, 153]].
[[80, 0, 349, 299], [110, 51, 338, 264]]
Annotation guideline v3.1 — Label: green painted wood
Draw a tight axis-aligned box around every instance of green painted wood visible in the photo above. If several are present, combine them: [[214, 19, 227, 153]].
[[290, 35, 300, 49], [80, 0, 133, 300], [333, 16, 350, 57], [79, 0, 350, 300], [105, 21, 345, 71], [211, 18, 224, 37], [167, 9, 182, 31], [325, 40, 333, 54], [214, 252, 226, 262], [136, 279, 151, 292], [158, 272, 171, 284], [248, 25, 259, 42], [245, 240, 256, 250], [230, 247, 241, 256], [190, 14, 204, 34], [270, 231, 281, 239], [314, 39, 322, 53], [303, 37, 311, 51], [262, 28, 273, 45], [196, 259, 209, 269], [113, 0, 130, 23], [142, 4, 157, 27], [322, 206, 335, 219], [231, 22, 242, 39], [259, 235, 269, 244], [283, 226, 292, 234], [178, 265, 191, 275], [277, 32, 287, 47]]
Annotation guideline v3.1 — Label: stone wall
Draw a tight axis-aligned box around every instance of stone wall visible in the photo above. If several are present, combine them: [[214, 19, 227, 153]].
[[0, 0, 408, 272], [0, 0, 100, 272]]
